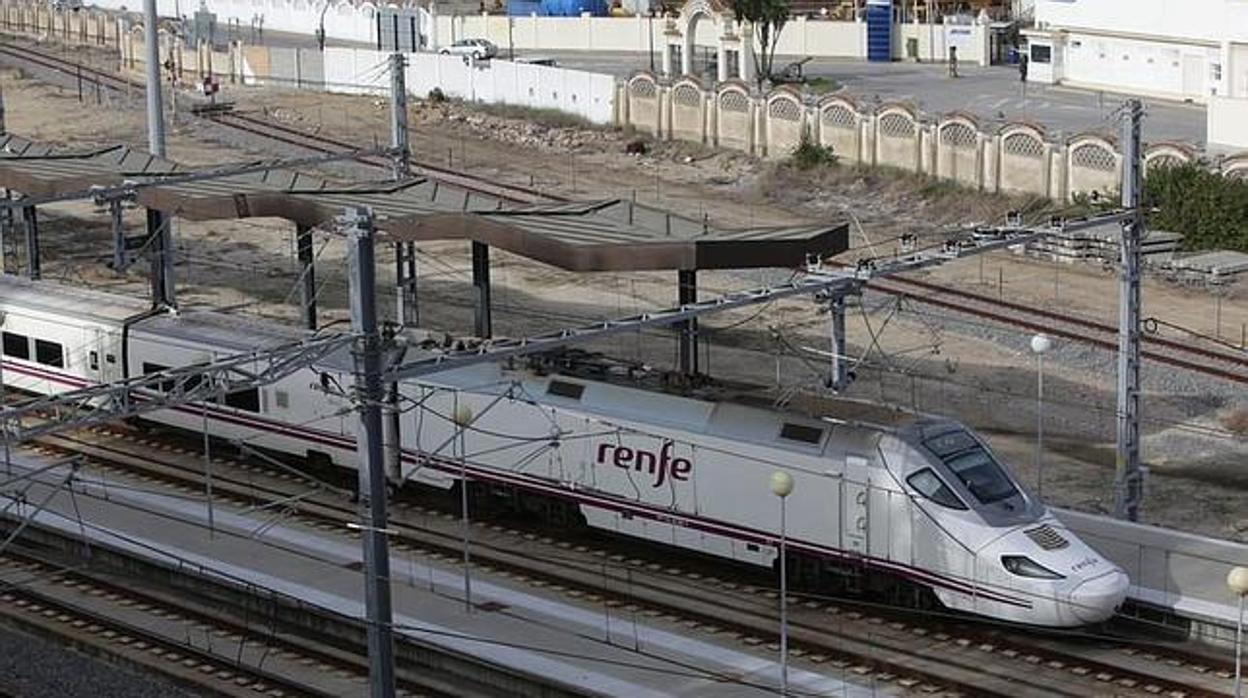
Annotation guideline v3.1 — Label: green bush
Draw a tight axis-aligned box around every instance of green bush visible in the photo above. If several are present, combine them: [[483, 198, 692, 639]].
[[1144, 163, 1248, 252], [789, 135, 837, 170]]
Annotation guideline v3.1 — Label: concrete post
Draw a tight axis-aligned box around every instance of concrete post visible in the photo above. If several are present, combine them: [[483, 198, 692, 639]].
[[343, 206, 397, 698], [388, 52, 410, 179], [1113, 99, 1144, 522]]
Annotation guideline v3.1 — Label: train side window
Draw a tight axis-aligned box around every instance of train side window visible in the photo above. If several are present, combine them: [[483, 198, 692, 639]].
[[779, 422, 824, 445], [2, 332, 30, 360], [223, 388, 261, 413], [547, 380, 584, 400], [35, 340, 64, 368], [142, 362, 176, 393], [142, 362, 203, 394], [906, 468, 967, 510]]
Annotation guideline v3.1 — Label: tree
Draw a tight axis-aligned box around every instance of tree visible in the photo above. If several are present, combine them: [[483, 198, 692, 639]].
[[731, 0, 789, 90]]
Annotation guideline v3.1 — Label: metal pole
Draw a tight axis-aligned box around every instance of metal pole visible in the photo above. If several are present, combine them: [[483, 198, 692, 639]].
[[779, 496, 788, 696], [1036, 351, 1044, 497], [1233, 591, 1243, 698], [396, 242, 418, 327], [22, 206, 39, 281], [1114, 99, 1144, 521], [143, 0, 166, 158], [828, 296, 847, 391], [678, 269, 698, 376], [1, 339, 9, 476], [143, 0, 175, 308], [109, 199, 126, 272], [344, 206, 396, 698], [388, 52, 410, 179], [471, 242, 491, 339], [203, 393, 214, 538], [296, 224, 317, 330], [458, 396, 472, 613]]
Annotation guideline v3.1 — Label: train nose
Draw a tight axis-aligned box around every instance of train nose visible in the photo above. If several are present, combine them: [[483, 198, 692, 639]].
[[1067, 569, 1129, 624]]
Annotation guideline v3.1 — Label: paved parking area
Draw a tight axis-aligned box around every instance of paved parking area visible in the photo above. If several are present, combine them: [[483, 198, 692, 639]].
[[513, 50, 1206, 144]]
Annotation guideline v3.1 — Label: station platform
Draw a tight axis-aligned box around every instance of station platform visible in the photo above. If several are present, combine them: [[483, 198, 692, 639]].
[[0, 453, 873, 697], [1057, 508, 1248, 645]]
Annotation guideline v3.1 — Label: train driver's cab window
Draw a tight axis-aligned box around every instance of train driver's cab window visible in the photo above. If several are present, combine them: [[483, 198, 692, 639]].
[[2, 332, 30, 360], [35, 339, 64, 368], [923, 429, 1019, 505], [906, 468, 967, 510]]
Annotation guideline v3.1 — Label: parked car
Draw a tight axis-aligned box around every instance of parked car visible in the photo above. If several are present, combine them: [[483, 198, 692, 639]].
[[439, 38, 498, 60], [51, 0, 84, 10]]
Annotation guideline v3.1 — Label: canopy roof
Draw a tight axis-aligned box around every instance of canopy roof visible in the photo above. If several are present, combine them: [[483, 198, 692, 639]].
[[0, 133, 848, 271]]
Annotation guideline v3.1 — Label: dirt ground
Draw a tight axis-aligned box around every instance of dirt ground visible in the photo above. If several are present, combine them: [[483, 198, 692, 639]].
[[1, 40, 1245, 542]]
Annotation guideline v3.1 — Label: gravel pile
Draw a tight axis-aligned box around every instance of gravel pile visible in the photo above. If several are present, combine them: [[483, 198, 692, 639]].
[[0, 623, 199, 697]]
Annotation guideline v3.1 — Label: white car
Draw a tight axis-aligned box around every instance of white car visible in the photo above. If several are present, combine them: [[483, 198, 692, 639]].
[[439, 38, 498, 60]]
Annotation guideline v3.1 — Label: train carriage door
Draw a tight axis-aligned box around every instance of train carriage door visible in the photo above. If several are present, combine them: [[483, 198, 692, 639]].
[[91, 328, 121, 383], [842, 455, 869, 555], [866, 460, 893, 560]]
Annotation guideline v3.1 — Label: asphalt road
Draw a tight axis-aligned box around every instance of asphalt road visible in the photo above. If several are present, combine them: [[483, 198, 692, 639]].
[[509, 49, 1207, 144]]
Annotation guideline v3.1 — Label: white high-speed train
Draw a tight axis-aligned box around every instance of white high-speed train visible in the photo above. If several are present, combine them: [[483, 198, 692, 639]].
[[0, 276, 1129, 627]]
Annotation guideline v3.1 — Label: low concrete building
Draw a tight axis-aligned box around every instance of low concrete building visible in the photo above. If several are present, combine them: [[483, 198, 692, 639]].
[[1021, 0, 1248, 150]]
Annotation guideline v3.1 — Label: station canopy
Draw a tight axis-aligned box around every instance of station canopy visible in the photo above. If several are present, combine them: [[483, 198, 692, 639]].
[[0, 133, 848, 272]]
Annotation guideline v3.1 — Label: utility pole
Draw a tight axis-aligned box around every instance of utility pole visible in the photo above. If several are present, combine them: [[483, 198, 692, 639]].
[[344, 206, 397, 698], [143, 0, 166, 157], [388, 52, 410, 180], [827, 296, 848, 391], [1113, 99, 1144, 522], [143, 0, 176, 308]]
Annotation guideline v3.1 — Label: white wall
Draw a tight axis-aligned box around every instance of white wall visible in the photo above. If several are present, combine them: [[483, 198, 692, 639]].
[[89, 0, 421, 47], [1061, 32, 1220, 101], [1035, 0, 1248, 44], [318, 48, 617, 124], [1208, 95, 1248, 150]]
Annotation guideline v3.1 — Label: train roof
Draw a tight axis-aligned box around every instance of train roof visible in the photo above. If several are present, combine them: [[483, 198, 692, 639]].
[[132, 309, 357, 372], [0, 276, 151, 325]]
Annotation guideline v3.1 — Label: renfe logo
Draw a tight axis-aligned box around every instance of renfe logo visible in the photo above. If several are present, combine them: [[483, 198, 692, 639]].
[[596, 441, 692, 488]]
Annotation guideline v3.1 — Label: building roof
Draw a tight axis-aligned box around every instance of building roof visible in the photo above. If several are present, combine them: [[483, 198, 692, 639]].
[[0, 133, 849, 272]]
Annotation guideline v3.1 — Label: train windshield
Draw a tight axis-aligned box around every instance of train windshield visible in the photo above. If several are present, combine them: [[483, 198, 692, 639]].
[[923, 429, 1019, 504]]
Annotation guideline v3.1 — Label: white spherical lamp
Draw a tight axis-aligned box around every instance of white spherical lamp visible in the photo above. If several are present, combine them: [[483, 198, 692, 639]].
[[453, 402, 474, 427], [1030, 333, 1053, 354], [1228, 566, 1248, 596], [769, 471, 794, 498]]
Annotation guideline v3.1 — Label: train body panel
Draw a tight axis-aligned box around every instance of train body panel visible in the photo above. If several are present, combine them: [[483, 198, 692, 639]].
[[0, 277, 1128, 627], [126, 311, 360, 468], [0, 277, 139, 394]]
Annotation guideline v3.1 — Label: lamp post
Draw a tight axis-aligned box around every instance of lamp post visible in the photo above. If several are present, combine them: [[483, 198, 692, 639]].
[[1030, 333, 1052, 498], [769, 470, 794, 696], [453, 397, 474, 612], [1230, 567, 1248, 698]]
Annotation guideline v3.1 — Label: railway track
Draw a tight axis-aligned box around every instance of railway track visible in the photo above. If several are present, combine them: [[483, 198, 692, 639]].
[[870, 275, 1248, 385], [20, 423, 1236, 698], [0, 551, 407, 697], [3, 39, 1246, 390]]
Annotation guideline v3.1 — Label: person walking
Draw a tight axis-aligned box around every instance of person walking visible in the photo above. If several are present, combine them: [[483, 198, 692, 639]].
[[1019, 53, 1029, 82], [948, 46, 959, 78]]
